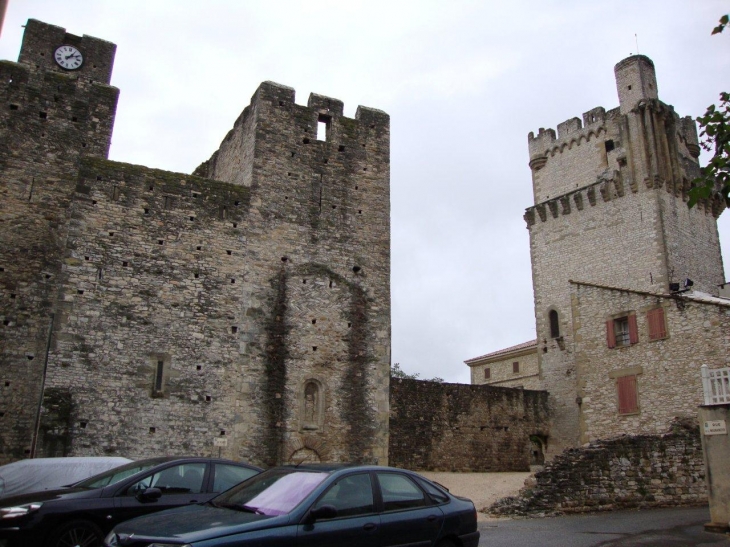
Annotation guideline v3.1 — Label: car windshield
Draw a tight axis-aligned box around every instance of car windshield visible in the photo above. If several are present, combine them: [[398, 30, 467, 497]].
[[74, 461, 161, 489], [213, 468, 327, 516]]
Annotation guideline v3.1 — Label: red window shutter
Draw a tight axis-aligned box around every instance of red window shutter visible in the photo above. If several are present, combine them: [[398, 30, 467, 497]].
[[606, 319, 616, 348], [617, 375, 638, 414], [628, 314, 639, 344], [647, 308, 666, 340]]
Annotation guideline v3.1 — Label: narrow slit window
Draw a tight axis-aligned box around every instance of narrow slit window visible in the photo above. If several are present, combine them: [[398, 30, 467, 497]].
[[317, 115, 331, 141], [154, 360, 164, 392]]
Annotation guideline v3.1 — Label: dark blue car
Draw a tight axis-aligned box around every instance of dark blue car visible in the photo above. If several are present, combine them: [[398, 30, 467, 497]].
[[104, 464, 480, 547]]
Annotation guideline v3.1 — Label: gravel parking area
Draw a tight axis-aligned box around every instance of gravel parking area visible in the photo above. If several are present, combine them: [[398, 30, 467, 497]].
[[420, 471, 530, 521]]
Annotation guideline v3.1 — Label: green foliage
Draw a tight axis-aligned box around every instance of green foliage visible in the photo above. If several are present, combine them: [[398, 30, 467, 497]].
[[712, 14, 728, 34], [390, 363, 444, 382], [689, 92, 730, 208], [391, 362, 420, 379], [688, 15, 730, 209]]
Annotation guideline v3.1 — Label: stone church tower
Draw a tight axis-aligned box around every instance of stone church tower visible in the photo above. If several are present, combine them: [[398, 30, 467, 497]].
[[0, 20, 391, 466], [525, 55, 725, 457]]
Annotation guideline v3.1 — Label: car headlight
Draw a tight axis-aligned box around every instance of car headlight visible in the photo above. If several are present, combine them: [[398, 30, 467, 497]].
[[104, 531, 118, 547], [0, 502, 42, 519]]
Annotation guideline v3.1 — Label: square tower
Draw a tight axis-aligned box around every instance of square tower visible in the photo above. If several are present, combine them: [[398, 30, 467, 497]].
[[525, 56, 724, 457]]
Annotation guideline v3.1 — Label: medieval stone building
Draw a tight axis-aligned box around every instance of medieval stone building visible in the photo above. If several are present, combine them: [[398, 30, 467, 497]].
[[0, 20, 391, 466], [468, 54, 729, 459]]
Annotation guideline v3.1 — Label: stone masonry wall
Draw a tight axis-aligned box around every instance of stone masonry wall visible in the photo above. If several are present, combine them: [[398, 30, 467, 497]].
[[389, 378, 549, 472], [572, 282, 730, 443], [490, 417, 706, 516], [1, 21, 391, 466], [0, 20, 118, 461]]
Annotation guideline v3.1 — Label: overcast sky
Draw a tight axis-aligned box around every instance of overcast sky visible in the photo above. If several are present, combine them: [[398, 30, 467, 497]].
[[1, 1, 728, 383]]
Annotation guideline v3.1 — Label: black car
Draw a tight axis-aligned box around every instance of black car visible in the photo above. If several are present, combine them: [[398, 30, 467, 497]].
[[0, 456, 261, 547], [104, 464, 480, 547]]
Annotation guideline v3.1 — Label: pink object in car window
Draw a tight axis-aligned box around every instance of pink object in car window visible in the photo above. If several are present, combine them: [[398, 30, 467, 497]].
[[248, 472, 326, 515]]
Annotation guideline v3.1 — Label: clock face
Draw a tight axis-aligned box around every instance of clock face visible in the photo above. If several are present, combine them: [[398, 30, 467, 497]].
[[54, 45, 83, 70]]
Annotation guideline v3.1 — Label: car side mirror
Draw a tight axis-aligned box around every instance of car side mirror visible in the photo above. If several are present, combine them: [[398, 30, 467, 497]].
[[306, 504, 338, 523], [137, 487, 162, 502]]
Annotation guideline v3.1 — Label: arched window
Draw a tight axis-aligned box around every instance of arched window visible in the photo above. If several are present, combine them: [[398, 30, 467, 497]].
[[549, 309, 560, 338]]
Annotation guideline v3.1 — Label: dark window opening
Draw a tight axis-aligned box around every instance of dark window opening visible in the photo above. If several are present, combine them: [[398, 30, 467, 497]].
[[196, 246, 202, 251], [149, 427, 156, 433], [206, 396, 212, 402], [231, 326, 238, 333], [513, 361, 520, 373], [79, 421, 87, 429], [122, 261, 128, 267], [158, 240, 164, 245], [605, 140, 615, 153], [484, 368, 491, 380], [154, 360, 164, 392], [312, 319, 316, 324], [9, 104, 18, 110], [39, 111, 47, 119], [226, 250, 232, 255], [549, 309, 560, 338]]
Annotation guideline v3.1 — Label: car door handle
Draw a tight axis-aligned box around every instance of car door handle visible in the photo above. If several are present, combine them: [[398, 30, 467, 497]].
[[363, 522, 377, 531], [427, 515, 438, 522], [189, 500, 198, 504]]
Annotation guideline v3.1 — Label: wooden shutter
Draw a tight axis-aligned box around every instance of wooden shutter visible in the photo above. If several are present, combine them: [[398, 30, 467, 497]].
[[617, 375, 638, 414], [647, 308, 666, 340], [628, 314, 639, 344], [606, 319, 616, 348]]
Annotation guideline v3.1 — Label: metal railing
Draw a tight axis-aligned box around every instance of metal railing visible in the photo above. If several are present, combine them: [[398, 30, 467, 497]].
[[701, 365, 730, 405]]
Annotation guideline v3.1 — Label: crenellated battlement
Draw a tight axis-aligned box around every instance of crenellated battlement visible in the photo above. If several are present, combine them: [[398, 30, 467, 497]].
[[528, 107, 620, 164]]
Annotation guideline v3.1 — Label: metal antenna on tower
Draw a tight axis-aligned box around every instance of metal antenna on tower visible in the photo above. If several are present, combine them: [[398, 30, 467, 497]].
[[635, 34, 639, 54]]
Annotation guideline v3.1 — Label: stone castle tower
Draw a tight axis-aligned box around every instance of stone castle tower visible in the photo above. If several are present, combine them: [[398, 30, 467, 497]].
[[0, 20, 391, 466], [525, 55, 725, 457]]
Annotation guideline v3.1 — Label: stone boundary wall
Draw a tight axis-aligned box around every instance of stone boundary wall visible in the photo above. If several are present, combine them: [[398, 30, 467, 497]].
[[389, 378, 549, 472], [489, 417, 706, 516]]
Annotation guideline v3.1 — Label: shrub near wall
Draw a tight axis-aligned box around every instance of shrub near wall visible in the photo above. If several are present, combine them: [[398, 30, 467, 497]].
[[489, 417, 706, 516], [389, 378, 549, 472]]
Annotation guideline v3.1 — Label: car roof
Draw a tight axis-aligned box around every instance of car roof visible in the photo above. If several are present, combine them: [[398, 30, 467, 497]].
[[274, 463, 418, 474]]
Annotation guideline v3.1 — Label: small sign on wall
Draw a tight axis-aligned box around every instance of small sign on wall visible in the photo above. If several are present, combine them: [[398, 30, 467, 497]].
[[703, 420, 728, 436], [213, 437, 228, 447]]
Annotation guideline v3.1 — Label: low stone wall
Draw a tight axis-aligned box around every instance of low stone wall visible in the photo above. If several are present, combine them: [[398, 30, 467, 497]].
[[489, 417, 706, 516], [389, 378, 549, 471]]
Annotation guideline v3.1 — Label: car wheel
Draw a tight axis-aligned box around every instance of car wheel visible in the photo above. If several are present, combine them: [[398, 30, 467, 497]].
[[47, 519, 104, 547]]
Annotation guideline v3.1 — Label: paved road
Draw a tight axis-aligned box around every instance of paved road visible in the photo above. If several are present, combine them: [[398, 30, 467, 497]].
[[478, 506, 729, 546]]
